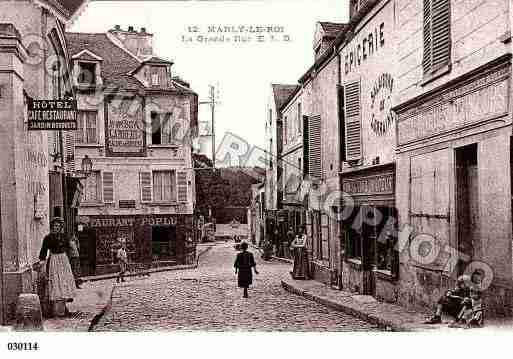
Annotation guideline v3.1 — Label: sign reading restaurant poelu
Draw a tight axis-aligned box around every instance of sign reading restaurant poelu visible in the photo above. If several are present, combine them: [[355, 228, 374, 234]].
[[397, 66, 510, 145], [27, 99, 77, 130]]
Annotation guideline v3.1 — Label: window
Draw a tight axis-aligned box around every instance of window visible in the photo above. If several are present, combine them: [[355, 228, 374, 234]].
[[423, 0, 451, 78], [152, 171, 176, 202], [305, 115, 322, 179], [77, 62, 96, 85], [75, 111, 98, 144], [151, 112, 174, 145], [150, 66, 167, 86], [344, 206, 362, 259], [283, 116, 288, 144], [297, 103, 302, 134], [82, 171, 102, 203]]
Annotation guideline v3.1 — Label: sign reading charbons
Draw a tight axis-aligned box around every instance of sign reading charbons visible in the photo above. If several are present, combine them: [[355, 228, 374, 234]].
[[27, 99, 77, 130]]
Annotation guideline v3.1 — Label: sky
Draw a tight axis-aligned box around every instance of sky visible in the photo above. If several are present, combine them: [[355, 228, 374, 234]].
[[71, 0, 348, 158]]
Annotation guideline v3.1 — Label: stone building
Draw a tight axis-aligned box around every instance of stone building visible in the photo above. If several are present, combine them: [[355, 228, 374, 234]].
[[66, 26, 199, 275], [392, 0, 513, 316], [0, 0, 88, 323]]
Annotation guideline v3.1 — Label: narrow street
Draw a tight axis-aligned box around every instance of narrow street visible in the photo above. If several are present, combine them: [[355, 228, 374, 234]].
[[94, 243, 378, 331]]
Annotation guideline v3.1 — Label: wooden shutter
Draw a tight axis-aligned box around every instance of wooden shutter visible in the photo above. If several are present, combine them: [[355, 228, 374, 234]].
[[343, 80, 362, 161], [308, 115, 322, 179], [423, 0, 450, 75], [64, 132, 75, 172], [140, 172, 152, 202], [102, 171, 114, 203], [337, 85, 346, 163], [431, 0, 450, 70], [177, 171, 188, 203], [302, 115, 309, 177]]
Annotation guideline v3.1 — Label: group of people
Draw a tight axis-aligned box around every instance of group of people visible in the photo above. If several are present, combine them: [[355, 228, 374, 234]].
[[38, 217, 82, 317], [424, 272, 485, 328]]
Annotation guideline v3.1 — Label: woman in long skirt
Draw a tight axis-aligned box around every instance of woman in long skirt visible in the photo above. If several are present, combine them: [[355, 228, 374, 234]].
[[39, 217, 76, 317], [234, 242, 259, 298], [290, 227, 309, 280]]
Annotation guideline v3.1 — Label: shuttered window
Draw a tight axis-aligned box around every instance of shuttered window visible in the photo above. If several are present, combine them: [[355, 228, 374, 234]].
[[307, 115, 322, 179], [302, 115, 309, 176], [423, 0, 451, 77], [177, 171, 188, 203], [343, 80, 362, 161], [153, 171, 176, 202], [337, 85, 346, 162], [102, 171, 114, 203], [140, 172, 152, 202]]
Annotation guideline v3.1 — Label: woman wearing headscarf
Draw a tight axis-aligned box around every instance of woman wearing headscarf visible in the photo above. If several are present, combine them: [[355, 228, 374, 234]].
[[39, 217, 76, 317]]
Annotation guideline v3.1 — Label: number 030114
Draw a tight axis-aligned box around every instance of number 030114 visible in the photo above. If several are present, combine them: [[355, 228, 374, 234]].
[[7, 342, 39, 351]]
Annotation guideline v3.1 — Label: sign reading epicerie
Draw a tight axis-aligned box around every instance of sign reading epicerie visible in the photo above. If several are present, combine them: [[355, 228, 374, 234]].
[[105, 97, 146, 157], [344, 22, 385, 75], [27, 99, 77, 130]]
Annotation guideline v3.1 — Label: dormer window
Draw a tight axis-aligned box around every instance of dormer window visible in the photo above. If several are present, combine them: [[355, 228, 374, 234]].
[[72, 49, 103, 88], [150, 66, 167, 87], [78, 62, 97, 85]]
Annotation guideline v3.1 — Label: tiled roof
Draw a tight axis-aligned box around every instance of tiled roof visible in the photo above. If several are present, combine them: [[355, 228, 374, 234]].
[[272, 84, 299, 111], [66, 32, 143, 90], [319, 22, 348, 38], [57, 0, 86, 14], [143, 56, 174, 65]]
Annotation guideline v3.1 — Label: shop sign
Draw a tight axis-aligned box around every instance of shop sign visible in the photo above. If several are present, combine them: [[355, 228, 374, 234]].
[[370, 73, 395, 136], [27, 99, 77, 130], [344, 22, 385, 75], [87, 215, 179, 228], [398, 66, 510, 145], [343, 173, 394, 195]]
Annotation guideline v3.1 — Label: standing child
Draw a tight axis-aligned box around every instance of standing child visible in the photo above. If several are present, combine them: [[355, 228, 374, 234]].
[[116, 239, 128, 283], [234, 242, 259, 298]]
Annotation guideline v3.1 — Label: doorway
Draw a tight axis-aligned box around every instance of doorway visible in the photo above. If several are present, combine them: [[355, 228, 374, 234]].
[[455, 143, 478, 275]]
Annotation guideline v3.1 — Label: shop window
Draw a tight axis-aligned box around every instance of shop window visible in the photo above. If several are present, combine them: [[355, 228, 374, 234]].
[[75, 110, 98, 144], [153, 170, 176, 202], [344, 206, 362, 260], [422, 0, 451, 78], [77, 62, 97, 86], [375, 206, 398, 274], [82, 171, 102, 203], [151, 111, 174, 145], [151, 225, 176, 260]]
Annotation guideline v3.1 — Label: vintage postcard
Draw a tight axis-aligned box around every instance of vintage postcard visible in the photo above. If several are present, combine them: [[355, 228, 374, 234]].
[[0, 0, 512, 357]]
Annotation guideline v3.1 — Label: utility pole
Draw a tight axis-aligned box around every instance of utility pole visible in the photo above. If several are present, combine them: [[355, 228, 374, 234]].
[[199, 84, 220, 169]]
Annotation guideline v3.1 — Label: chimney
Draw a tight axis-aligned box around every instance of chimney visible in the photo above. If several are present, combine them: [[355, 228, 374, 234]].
[[108, 25, 153, 60]]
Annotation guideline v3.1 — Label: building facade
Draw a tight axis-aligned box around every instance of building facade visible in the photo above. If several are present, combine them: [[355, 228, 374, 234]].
[[0, 0, 87, 323], [392, 0, 513, 316], [66, 26, 198, 275]]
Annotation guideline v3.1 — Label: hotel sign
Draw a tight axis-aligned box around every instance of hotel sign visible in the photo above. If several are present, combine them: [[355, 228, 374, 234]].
[[27, 99, 77, 130], [398, 65, 510, 145]]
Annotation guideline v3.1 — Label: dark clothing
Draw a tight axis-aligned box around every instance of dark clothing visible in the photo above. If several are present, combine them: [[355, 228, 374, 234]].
[[438, 287, 470, 318], [39, 233, 71, 261], [291, 247, 309, 280], [234, 251, 256, 288]]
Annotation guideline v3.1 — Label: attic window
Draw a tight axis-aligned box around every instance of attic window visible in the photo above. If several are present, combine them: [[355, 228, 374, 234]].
[[150, 66, 167, 87], [78, 62, 97, 86]]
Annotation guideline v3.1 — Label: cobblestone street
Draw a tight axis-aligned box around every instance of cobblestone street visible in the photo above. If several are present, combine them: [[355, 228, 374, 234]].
[[94, 243, 377, 331]]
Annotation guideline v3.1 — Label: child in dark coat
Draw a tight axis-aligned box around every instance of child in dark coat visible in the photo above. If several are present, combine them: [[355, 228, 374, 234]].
[[234, 242, 259, 298]]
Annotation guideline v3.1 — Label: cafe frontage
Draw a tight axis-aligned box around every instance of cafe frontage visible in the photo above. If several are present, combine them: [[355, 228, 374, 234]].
[[77, 214, 195, 275], [340, 163, 398, 299]]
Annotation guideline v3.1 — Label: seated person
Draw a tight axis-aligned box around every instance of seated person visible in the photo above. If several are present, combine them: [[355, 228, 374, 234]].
[[450, 288, 484, 328], [425, 275, 470, 324]]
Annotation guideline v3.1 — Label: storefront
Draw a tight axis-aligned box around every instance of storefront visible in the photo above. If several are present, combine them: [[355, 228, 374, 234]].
[[77, 214, 194, 275], [340, 163, 397, 296], [394, 56, 513, 316]]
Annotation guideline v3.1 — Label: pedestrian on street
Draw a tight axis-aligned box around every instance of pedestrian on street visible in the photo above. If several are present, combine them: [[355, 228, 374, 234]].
[[234, 242, 258, 298], [116, 239, 128, 283], [290, 226, 309, 280], [285, 226, 295, 259], [68, 234, 82, 289], [38, 217, 76, 317]]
